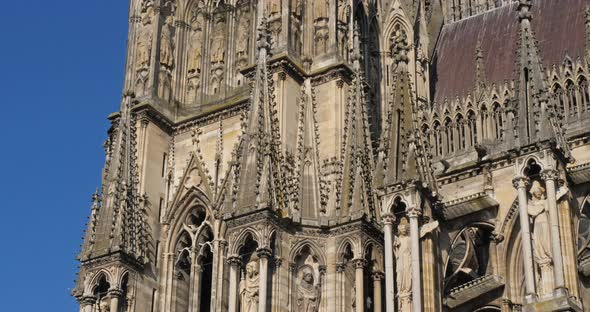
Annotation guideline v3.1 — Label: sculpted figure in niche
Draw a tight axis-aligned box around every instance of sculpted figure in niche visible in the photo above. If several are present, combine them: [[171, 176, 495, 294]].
[[98, 297, 110, 312], [394, 217, 412, 312], [337, 0, 349, 24], [240, 255, 259, 312], [159, 15, 175, 68], [211, 18, 226, 64], [291, 0, 301, 19], [268, 0, 281, 15], [188, 22, 203, 74], [314, 0, 329, 19], [296, 265, 320, 312], [528, 180, 553, 296], [236, 12, 251, 60], [136, 7, 154, 69]]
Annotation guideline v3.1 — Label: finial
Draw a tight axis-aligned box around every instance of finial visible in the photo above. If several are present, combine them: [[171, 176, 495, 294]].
[[257, 16, 271, 54], [351, 23, 362, 66], [518, 0, 532, 23], [91, 188, 101, 210]]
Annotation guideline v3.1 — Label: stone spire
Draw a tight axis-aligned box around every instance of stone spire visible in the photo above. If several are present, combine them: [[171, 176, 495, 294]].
[[232, 17, 289, 215], [336, 25, 377, 220], [377, 27, 438, 194], [78, 94, 147, 265], [515, 0, 573, 161]]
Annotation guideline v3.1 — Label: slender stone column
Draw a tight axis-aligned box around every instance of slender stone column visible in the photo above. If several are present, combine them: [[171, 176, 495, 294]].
[[227, 256, 242, 312], [382, 214, 396, 312], [108, 289, 124, 312], [190, 265, 203, 312], [353, 259, 365, 311], [258, 248, 272, 312], [408, 209, 422, 312], [542, 169, 566, 295], [513, 176, 536, 300], [336, 263, 345, 312], [373, 272, 384, 312], [79, 296, 96, 312]]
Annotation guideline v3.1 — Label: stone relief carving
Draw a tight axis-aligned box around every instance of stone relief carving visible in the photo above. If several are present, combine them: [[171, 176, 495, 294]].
[[210, 16, 226, 65], [239, 255, 260, 312], [290, 0, 302, 55], [158, 7, 175, 101], [313, 0, 330, 56], [236, 8, 251, 68], [296, 265, 321, 312], [210, 14, 226, 94], [135, 5, 154, 96], [528, 180, 553, 297], [187, 12, 204, 104], [395, 217, 412, 311], [337, 0, 350, 59]]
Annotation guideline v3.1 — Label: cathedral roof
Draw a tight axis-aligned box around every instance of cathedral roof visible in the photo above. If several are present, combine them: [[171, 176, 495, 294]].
[[431, 0, 588, 104]]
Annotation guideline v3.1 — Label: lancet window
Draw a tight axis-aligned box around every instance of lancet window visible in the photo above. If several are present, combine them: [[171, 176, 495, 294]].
[[444, 117, 454, 154], [553, 84, 566, 118], [579, 77, 590, 112], [492, 102, 504, 140], [566, 80, 578, 118], [467, 110, 477, 147], [456, 114, 466, 150], [172, 206, 214, 312]]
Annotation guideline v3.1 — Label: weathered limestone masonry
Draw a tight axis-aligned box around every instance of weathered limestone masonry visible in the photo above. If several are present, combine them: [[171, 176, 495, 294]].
[[73, 0, 590, 311]]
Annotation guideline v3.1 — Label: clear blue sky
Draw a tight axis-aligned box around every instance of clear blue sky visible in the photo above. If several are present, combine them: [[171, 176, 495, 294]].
[[0, 1, 129, 310]]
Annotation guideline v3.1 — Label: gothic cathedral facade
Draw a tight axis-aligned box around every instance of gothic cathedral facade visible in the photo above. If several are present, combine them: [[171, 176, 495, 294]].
[[73, 0, 590, 311]]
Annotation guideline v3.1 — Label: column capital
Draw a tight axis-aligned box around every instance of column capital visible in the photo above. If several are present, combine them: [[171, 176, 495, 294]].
[[540, 169, 559, 181], [382, 213, 395, 225], [227, 256, 242, 266], [78, 295, 97, 306], [512, 176, 530, 189], [108, 288, 124, 298], [407, 209, 422, 219], [372, 271, 385, 281], [336, 262, 346, 273], [257, 248, 272, 259], [352, 258, 366, 269]]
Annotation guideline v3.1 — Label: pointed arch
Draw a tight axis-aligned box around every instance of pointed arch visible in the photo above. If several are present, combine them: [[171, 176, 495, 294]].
[[290, 239, 327, 265], [578, 76, 590, 112]]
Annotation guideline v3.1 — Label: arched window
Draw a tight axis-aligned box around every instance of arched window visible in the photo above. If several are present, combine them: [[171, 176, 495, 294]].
[[456, 114, 466, 150], [433, 121, 442, 156], [480, 106, 489, 141], [444, 117, 454, 154], [579, 77, 590, 112], [492, 103, 503, 140], [566, 80, 578, 118], [172, 205, 214, 312], [553, 84, 565, 117], [467, 111, 477, 147]]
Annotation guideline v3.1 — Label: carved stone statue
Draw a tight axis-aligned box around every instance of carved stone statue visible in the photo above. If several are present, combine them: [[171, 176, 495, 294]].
[[291, 0, 302, 19], [296, 265, 320, 312], [98, 297, 110, 312], [528, 180, 553, 296], [240, 256, 259, 312], [337, 0, 350, 24], [188, 22, 203, 74], [314, 0, 329, 19], [211, 18, 226, 64], [268, 0, 281, 15], [159, 15, 175, 68], [236, 13, 251, 59], [395, 218, 412, 312], [136, 8, 154, 69]]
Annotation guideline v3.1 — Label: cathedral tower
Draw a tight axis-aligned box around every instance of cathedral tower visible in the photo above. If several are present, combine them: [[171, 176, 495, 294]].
[[74, 0, 590, 311]]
